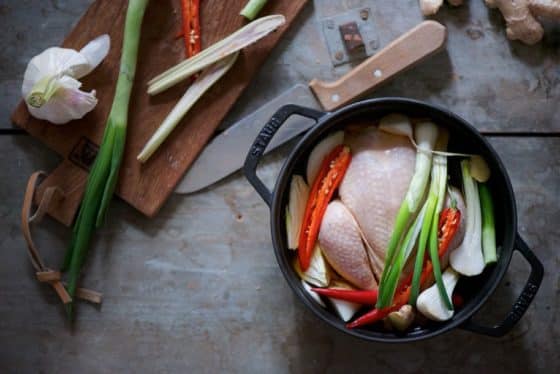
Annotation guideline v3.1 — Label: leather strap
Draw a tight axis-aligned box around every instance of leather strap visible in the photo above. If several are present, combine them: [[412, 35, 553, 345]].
[[21, 171, 102, 305]]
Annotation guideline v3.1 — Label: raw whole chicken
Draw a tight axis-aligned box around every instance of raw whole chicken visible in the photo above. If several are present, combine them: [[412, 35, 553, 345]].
[[318, 125, 416, 289], [316, 125, 467, 291]]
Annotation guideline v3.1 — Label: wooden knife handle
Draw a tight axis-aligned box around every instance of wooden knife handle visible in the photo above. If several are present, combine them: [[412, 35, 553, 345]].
[[309, 20, 447, 111]]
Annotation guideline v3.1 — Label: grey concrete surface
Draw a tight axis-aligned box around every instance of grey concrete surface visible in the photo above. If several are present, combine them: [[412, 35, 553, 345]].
[[0, 0, 559, 373]]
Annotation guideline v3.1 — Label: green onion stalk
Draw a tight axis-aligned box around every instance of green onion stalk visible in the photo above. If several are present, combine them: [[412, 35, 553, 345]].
[[410, 132, 453, 309], [240, 0, 268, 20], [376, 122, 438, 309], [62, 0, 150, 318]]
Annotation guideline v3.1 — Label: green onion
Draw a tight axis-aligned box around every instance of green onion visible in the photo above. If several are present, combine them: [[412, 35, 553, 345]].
[[410, 131, 450, 307], [62, 0, 150, 317], [449, 160, 485, 276], [376, 121, 438, 308], [240, 0, 268, 20], [409, 192, 437, 305], [479, 183, 497, 264], [428, 199, 453, 310], [377, 203, 427, 308]]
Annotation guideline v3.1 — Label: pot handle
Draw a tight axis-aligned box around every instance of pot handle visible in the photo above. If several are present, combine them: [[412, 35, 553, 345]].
[[243, 104, 326, 207], [460, 234, 544, 337]]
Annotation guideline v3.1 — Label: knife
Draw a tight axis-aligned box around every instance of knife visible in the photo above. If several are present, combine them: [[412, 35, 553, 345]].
[[175, 20, 447, 194]]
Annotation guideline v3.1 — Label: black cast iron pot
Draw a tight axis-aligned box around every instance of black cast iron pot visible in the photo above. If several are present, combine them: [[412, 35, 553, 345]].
[[243, 98, 544, 342]]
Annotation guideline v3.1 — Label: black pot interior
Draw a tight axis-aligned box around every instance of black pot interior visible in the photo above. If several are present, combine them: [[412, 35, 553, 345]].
[[270, 99, 518, 342]]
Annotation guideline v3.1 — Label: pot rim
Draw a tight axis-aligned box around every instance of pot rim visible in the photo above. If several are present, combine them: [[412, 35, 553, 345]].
[[268, 97, 518, 342]]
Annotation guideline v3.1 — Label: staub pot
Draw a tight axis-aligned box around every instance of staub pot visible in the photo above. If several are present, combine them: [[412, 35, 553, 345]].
[[243, 98, 543, 342]]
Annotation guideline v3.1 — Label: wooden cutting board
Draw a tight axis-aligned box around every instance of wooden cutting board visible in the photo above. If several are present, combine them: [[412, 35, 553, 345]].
[[11, 0, 308, 226]]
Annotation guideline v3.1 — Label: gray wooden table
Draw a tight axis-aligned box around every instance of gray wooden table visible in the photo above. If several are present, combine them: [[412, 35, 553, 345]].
[[1, 1, 558, 373]]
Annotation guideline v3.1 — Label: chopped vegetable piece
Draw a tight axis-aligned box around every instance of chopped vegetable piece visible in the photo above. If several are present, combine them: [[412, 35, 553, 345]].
[[63, 0, 150, 318], [190, 0, 201, 56], [240, 0, 269, 20], [417, 268, 460, 321], [148, 15, 285, 95], [181, 0, 192, 57], [346, 305, 400, 329], [301, 280, 326, 307], [286, 175, 309, 249], [479, 183, 497, 264], [298, 146, 351, 271], [449, 160, 485, 276], [388, 304, 415, 331], [137, 52, 239, 162], [470, 155, 491, 183], [306, 131, 344, 185], [326, 281, 362, 322], [293, 244, 330, 287], [452, 293, 464, 308], [311, 288, 378, 305], [378, 113, 413, 139]]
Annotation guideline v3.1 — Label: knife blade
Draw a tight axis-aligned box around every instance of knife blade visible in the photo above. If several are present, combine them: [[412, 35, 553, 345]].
[[175, 20, 446, 194]]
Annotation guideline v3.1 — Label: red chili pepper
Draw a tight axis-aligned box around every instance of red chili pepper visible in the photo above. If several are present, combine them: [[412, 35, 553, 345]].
[[438, 207, 461, 256], [190, 0, 201, 54], [347, 207, 462, 329], [298, 145, 351, 271], [181, 0, 192, 58], [180, 0, 201, 58], [346, 305, 400, 329], [452, 293, 464, 308], [311, 288, 378, 305]]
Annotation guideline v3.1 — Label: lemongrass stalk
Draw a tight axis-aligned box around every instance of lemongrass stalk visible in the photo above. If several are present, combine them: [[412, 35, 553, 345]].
[[240, 0, 268, 20], [63, 0, 149, 317], [147, 15, 285, 95], [138, 52, 238, 163]]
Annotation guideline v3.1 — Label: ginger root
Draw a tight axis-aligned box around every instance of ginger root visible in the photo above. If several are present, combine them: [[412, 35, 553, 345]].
[[485, 0, 560, 44], [419, 0, 560, 44], [419, 0, 464, 16]]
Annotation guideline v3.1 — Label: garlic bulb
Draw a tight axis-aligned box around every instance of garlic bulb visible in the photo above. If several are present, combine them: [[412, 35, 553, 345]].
[[22, 34, 110, 124]]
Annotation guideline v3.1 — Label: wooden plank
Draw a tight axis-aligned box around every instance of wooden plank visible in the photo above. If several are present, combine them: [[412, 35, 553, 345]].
[[0, 134, 558, 372], [10, 0, 308, 224]]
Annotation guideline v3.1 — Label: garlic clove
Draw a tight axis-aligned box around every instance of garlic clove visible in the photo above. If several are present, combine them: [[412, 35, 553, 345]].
[[74, 34, 111, 78], [21, 35, 110, 125], [27, 76, 97, 125]]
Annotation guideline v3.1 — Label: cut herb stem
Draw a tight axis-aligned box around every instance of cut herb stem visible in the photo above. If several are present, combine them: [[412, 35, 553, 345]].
[[240, 0, 268, 20]]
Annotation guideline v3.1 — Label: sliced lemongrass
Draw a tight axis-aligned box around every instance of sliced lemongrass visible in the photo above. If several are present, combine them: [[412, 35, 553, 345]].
[[138, 52, 238, 163], [147, 15, 285, 95], [306, 131, 344, 184], [286, 175, 310, 249]]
